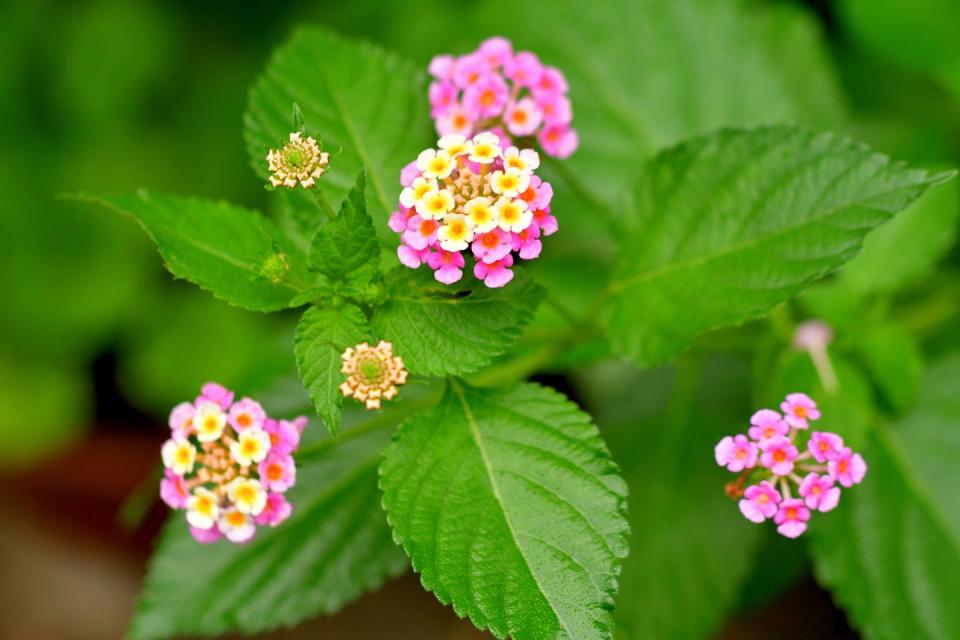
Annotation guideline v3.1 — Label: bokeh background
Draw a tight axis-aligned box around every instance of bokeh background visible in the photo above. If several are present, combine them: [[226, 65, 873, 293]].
[[1, 0, 958, 638]]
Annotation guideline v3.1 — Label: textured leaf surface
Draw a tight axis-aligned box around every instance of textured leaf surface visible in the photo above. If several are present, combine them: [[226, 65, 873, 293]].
[[294, 304, 371, 436], [604, 126, 948, 366], [84, 191, 310, 311], [309, 171, 381, 296], [380, 382, 630, 640], [840, 178, 959, 295], [371, 268, 545, 376], [129, 423, 407, 639], [811, 356, 960, 640], [245, 26, 430, 228]]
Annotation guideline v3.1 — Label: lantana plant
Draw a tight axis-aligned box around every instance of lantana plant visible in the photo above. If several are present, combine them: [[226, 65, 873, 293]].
[[83, 14, 956, 640]]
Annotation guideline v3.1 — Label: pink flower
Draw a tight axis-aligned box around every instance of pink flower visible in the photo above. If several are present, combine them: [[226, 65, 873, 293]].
[[258, 453, 297, 493], [738, 481, 781, 523], [478, 36, 513, 69], [474, 255, 514, 288], [428, 54, 456, 81], [264, 418, 300, 456], [504, 51, 543, 87], [190, 526, 223, 544], [160, 470, 189, 509], [427, 249, 465, 285], [169, 401, 195, 439], [397, 243, 431, 269], [472, 228, 513, 264], [829, 448, 867, 487], [538, 124, 578, 158], [256, 493, 293, 527], [538, 94, 572, 125], [453, 53, 489, 89], [520, 176, 553, 211], [429, 81, 458, 118], [532, 66, 569, 97], [760, 436, 798, 476], [436, 104, 474, 138], [228, 397, 266, 431], [504, 98, 543, 136], [780, 392, 820, 429], [197, 382, 234, 410], [400, 161, 421, 188], [798, 473, 840, 512], [463, 74, 509, 119], [748, 409, 788, 442], [512, 223, 542, 260], [402, 215, 439, 250], [532, 207, 558, 236], [714, 434, 758, 472], [808, 431, 844, 463], [774, 499, 810, 538], [389, 208, 416, 233]]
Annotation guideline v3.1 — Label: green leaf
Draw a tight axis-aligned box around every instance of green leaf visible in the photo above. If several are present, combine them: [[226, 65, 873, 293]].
[[309, 170, 381, 296], [604, 126, 950, 366], [244, 26, 430, 229], [294, 304, 371, 437], [82, 191, 310, 312], [811, 356, 960, 640], [129, 422, 407, 639], [840, 178, 960, 296], [380, 381, 629, 640], [855, 322, 924, 414], [371, 268, 545, 377]]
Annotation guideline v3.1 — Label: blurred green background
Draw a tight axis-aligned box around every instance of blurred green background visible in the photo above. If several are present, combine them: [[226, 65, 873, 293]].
[[0, 0, 958, 638]]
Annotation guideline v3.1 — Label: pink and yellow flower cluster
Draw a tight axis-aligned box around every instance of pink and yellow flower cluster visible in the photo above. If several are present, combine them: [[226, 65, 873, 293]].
[[160, 382, 308, 544], [714, 393, 867, 538], [428, 36, 577, 158], [390, 132, 557, 288]]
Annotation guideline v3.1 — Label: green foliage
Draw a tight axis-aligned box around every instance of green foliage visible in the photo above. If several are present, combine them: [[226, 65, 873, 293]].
[[129, 423, 407, 639], [295, 304, 370, 437], [855, 322, 924, 414], [309, 171, 381, 298], [604, 126, 949, 366], [811, 357, 960, 640], [380, 381, 629, 640], [841, 178, 960, 295], [83, 191, 311, 312], [371, 268, 545, 376], [244, 25, 431, 230]]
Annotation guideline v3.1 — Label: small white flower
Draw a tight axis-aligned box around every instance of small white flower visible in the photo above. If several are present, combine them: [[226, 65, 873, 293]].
[[194, 401, 227, 443], [161, 438, 197, 475], [218, 508, 257, 543], [186, 488, 220, 530], [230, 427, 271, 466], [226, 477, 268, 515]]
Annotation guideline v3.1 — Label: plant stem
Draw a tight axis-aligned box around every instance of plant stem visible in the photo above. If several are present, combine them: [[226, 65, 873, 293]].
[[314, 188, 338, 222]]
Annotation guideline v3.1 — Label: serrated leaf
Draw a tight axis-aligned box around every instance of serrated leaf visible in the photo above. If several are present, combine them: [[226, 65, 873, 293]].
[[840, 177, 959, 295], [309, 170, 381, 296], [604, 126, 949, 366], [380, 381, 629, 640], [294, 304, 370, 436], [371, 268, 545, 377], [810, 356, 960, 640], [82, 191, 310, 312], [244, 26, 430, 231], [128, 422, 407, 639]]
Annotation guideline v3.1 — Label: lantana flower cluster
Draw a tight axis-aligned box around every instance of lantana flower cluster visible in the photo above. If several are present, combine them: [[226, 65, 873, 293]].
[[390, 132, 557, 288], [159, 383, 308, 544], [266, 132, 329, 189], [715, 393, 867, 538], [340, 340, 408, 409], [428, 36, 577, 158]]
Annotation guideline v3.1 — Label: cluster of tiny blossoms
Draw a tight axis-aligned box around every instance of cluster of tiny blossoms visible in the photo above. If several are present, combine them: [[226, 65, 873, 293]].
[[266, 132, 329, 189], [390, 132, 556, 288], [428, 36, 577, 158], [340, 341, 408, 409], [715, 393, 867, 538], [160, 383, 308, 544]]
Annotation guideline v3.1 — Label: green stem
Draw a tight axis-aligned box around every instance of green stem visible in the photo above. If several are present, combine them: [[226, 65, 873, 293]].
[[314, 188, 338, 222]]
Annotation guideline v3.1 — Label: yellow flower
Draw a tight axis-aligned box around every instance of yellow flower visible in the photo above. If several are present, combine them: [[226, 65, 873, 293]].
[[495, 197, 533, 232], [416, 188, 455, 220], [416, 148, 456, 179], [469, 132, 501, 164], [186, 488, 220, 530], [400, 176, 438, 209], [267, 132, 329, 189], [226, 477, 267, 515], [437, 214, 474, 252], [463, 197, 499, 233], [438, 134, 472, 158], [490, 168, 530, 198], [340, 341, 408, 410], [161, 438, 197, 475], [230, 427, 271, 466], [194, 402, 227, 443]]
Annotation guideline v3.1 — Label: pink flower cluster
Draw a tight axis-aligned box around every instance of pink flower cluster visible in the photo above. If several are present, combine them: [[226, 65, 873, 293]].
[[159, 382, 308, 544], [390, 133, 557, 288], [714, 393, 867, 538], [428, 36, 577, 158]]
